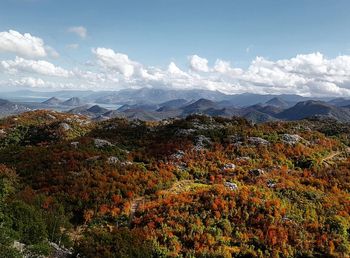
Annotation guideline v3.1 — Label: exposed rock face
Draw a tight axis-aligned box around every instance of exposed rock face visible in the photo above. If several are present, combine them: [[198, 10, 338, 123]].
[[221, 163, 236, 171], [281, 134, 306, 145], [49, 242, 72, 258], [121, 161, 133, 166], [248, 137, 269, 146], [171, 150, 185, 159], [175, 128, 196, 136], [46, 113, 57, 120], [236, 157, 251, 163], [194, 135, 212, 151], [13, 241, 25, 253], [13, 241, 72, 258], [59, 122, 71, 131], [107, 156, 119, 164], [94, 138, 113, 148], [0, 129, 6, 137], [224, 182, 238, 191]]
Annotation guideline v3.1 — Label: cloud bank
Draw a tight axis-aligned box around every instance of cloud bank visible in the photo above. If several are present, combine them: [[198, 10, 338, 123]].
[[2, 30, 350, 97]]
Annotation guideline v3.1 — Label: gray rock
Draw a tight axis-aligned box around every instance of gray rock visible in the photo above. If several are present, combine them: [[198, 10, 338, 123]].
[[281, 134, 306, 145], [194, 135, 211, 151], [176, 128, 196, 136], [0, 129, 6, 136], [236, 156, 251, 162], [46, 113, 57, 120], [13, 241, 25, 253], [224, 182, 238, 191], [248, 137, 269, 146], [49, 242, 72, 258], [94, 138, 113, 148], [221, 163, 236, 171], [121, 161, 133, 166], [59, 123, 71, 131], [107, 156, 119, 164], [171, 150, 185, 159]]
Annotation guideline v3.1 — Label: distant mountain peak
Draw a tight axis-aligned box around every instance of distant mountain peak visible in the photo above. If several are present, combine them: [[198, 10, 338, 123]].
[[277, 100, 350, 122], [265, 97, 288, 108], [87, 105, 109, 114], [42, 97, 62, 105], [62, 97, 84, 106]]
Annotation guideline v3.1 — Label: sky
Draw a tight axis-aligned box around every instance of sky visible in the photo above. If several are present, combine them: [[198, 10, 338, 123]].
[[1, 0, 350, 96]]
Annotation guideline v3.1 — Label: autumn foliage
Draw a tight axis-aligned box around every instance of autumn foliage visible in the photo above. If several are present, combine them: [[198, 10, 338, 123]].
[[0, 112, 349, 257]]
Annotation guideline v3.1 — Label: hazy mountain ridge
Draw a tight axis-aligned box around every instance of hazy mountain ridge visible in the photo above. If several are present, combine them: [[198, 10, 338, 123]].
[[1, 88, 350, 122]]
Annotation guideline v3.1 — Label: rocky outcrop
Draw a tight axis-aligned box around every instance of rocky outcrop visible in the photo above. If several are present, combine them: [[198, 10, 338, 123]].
[[248, 137, 269, 146], [221, 163, 236, 171], [194, 135, 211, 151], [224, 182, 238, 191], [281, 134, 307, 145], [107, 156, 119, 164], [94, 138, 113, 148], [59, 123, 71, 131]]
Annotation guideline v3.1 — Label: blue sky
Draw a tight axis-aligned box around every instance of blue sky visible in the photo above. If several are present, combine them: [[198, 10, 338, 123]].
[[1, 0, 350, 96]]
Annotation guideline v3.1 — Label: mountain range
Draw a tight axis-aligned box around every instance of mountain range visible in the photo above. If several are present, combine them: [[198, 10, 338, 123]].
[[1, 88, 350, 122], [68, 96, 350, 123]]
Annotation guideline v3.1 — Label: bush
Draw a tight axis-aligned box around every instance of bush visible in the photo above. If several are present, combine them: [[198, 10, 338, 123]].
[[8, 200, 47, 245], [76, 227, 154, 258]]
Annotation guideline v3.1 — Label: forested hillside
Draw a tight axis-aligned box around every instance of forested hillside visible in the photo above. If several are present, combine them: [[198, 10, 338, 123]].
[[0, 110, 349, 257]]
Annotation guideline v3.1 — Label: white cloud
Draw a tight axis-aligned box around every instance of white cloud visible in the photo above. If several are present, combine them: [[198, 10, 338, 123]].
[[189, 55, 209, 72], [10, 77, 46, 88], [93, 47, 139, 77], [214, 59, 243, 76], [1, 57, 72, 77], [2, 43, 350, 97], [167, 62, 188, 77], [68, 26, 87, 39], [0, 30, 57, 58]]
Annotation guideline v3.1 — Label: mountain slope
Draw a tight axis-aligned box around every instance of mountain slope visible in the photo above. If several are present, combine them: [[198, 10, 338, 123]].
[[265, 97, 289, 108], [277, 100, 350, 121], [0, 99, 31, 117], [62, 97, 84, 106], [42, 97, 62, 105]]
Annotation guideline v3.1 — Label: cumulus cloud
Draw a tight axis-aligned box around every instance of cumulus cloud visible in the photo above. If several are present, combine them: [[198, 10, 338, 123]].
[[189, 55, 209, 72], [214, 59, 243, 76], [10, 77, 46, 88], [167, 62, 188, 77], [238, 53, 350, 96], [3, 44, 350, 97], [93, 48, 140, 77], [68, 26, 87, 39], [0, 30, 57, 58], [1, 57, 72, 77]]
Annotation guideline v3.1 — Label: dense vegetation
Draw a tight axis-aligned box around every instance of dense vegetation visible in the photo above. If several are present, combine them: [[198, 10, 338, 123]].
[[0, 110, 349, 257]]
